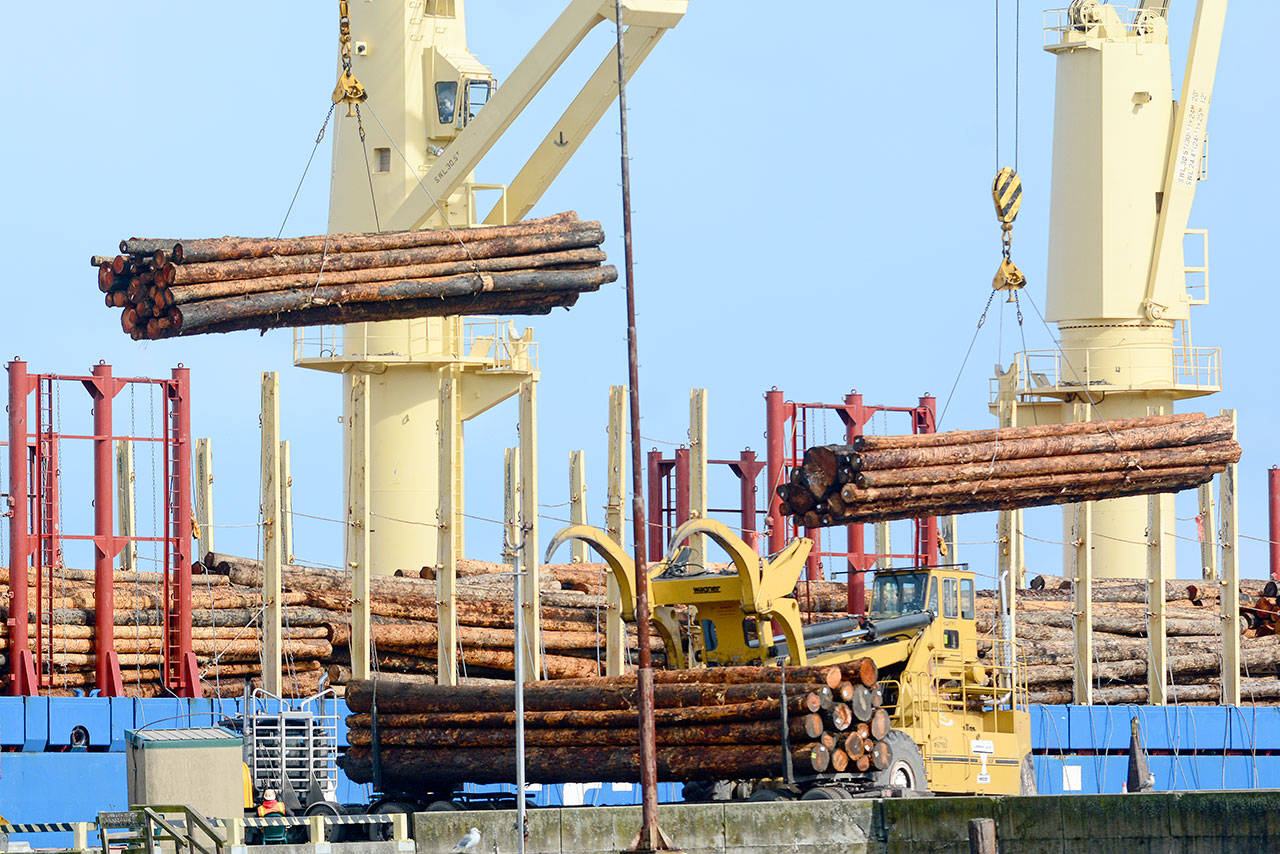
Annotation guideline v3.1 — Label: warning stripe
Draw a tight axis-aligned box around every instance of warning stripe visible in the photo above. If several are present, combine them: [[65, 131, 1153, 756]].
[[0, 822, 81, 833], [243, 815, 391, 827], [993, 167, 1023, 222]]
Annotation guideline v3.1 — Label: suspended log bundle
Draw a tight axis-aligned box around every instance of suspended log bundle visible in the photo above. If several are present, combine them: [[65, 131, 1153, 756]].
[[778, 413, 1240, 526], [92, 213, 617, 340], [338, 663, 897, 789], [977, 575, 1280, 706]]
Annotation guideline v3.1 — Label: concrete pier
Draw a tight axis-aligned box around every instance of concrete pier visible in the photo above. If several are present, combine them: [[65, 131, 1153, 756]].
[[414, 790, 1280, 854]]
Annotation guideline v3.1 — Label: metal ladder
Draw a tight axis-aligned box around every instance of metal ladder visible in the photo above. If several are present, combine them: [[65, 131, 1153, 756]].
[[163, 390, 183, 689], [33, 376, 60, 687]]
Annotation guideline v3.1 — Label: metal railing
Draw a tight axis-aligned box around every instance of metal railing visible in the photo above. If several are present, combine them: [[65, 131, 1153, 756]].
[[1043, 5, 1158, 47], [293, 317, 537, 372], [990, 344, 1222, 401]]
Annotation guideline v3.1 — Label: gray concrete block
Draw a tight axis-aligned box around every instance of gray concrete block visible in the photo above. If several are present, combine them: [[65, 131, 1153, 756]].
[[1167, 790, 1278, 839], [555, 805, 637, 854], [413, 809, 559, 854], [722, 800, 870, 852]]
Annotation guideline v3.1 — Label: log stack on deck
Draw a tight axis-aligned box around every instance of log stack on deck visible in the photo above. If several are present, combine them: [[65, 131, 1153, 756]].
[[338, 662, 893, 789], [91, 212, 616, 340], [0, 554, 661, 698], [0, 566, 332, 697], [777, 413, 1240, 527], [977, 576, 1280, 705]]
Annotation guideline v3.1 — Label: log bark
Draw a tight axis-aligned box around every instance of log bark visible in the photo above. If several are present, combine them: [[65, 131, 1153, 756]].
[[842, 465, 1225, 506], [853, 441, 1240, 488], [345, 679, 827, 715], [173, 268, 615, 331], [167, 290, 582, 338], [166, 248, 607, 303], [851, 413, 1204, 452], [344, 698, 797, 731], [168, 228, 604, 285], [853, 416, 1233, 470], [346, 718, 808, 748], [122, 212, 580, 262], [340, 744, 825, 786]]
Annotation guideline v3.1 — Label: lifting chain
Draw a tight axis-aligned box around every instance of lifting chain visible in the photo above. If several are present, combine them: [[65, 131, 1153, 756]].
[[991, 167, 1026, 301], [332, 0, 368, 113]]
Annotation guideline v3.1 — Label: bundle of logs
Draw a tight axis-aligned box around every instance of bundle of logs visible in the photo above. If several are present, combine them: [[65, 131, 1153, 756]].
[[777, 413, 1240, 527], [91, 212, 616, 340], [338, 662, 894, 790], [0, 566, 333, 697], [0, 552, 667, 698], [203, 553, 664, 690], [977, 575, 1280, 705]]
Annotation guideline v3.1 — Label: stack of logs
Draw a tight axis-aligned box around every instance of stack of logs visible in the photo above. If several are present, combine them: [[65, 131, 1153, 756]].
[[978, 575, 1280, 705], [0, 554, 666, 697], [0, 566, 332, 697], [778, 413, 1240, 527], [92, 212, 616, 340], [202, 553, 663, 689], [338, 662, 893, 790]]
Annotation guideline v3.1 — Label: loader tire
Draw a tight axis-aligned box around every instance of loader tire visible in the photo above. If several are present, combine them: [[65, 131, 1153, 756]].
[[873, 731, 927, 793]]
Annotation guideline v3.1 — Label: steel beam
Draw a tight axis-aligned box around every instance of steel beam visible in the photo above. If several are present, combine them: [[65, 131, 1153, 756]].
[[518, 379, 542, 680], [503, 447, 520, 566], [171, 366, 196, 695], [437, 368, 461, 687], [1199, 481, 1218, 581], [1147, 493, 1169, 705], [604, 386, 626, 676], [688, 389, 708, 569], [261, 372, 282, 697], [116, 440, 137, 573], [91, 363, 125, 697], [1220, 409, 1240, 706], [347, 374, 372, 682], [1072, 501, 1094, 705], [764, 389, 787, 555], [6, 360, 35, 695], [279, 440, 294, 565], [194, 438, 214, 563], [569, 450, 588, 563]]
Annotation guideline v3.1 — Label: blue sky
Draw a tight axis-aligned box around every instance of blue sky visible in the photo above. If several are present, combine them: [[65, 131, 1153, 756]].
[[2, 2, 1275, 587]]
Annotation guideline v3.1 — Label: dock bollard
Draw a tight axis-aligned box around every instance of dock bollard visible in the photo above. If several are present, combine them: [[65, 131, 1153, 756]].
[[968, 818, 996, 854]]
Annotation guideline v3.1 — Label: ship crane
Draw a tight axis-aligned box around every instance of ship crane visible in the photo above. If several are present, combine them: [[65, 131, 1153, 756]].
[[295, 0, 687, 687], [993, 0, 1228, 583]]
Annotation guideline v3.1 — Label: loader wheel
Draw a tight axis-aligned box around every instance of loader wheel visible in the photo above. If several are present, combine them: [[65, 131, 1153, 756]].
[[800, 786, 850, 800], [873, 731, 927, 793], [748, 788, 792, 802]]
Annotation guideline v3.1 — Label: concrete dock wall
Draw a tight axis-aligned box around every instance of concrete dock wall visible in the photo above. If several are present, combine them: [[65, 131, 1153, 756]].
[[414, 790, 1280, 854]]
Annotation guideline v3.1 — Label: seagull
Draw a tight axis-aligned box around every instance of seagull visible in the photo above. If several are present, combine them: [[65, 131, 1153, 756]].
[[451, 827, 481, 852]]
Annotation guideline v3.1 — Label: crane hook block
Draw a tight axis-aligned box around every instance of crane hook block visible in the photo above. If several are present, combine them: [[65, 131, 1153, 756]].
[[992, 257, 1026, 299], [992, 167, 1022, 224]]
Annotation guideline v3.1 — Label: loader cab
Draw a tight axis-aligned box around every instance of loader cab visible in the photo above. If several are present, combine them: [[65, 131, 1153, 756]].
[[870, 565, 977, 659]]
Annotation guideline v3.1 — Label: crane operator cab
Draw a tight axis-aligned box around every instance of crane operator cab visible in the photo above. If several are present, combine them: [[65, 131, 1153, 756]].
[[427, 46, 495, 144]]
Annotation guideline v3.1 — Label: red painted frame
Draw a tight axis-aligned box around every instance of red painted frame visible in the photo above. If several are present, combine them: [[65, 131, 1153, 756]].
[[4, 360, 197, 697]]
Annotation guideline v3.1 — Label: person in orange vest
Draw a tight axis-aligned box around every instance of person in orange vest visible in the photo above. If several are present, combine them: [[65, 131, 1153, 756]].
[[258, 789, 286, 818]]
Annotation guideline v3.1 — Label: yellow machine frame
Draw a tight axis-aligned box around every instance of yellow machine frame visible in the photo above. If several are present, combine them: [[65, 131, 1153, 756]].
[[546, 518, 1033, 795]]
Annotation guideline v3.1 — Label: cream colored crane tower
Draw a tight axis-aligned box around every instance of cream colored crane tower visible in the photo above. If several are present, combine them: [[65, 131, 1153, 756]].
[[995, 0, 1226, 578], [294, 0, 686, 682]]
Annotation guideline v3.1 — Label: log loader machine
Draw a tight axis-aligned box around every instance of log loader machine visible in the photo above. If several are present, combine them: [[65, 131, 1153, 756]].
[[546, 519, 1036, 798]]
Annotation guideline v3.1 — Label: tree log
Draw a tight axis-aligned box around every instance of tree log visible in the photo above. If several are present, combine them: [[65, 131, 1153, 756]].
[[166, 248, 607, 303], [340, 744, 826, 786], [851, 413, 1204, 452], [345, 679, 827, 715], [346, 718, 808, 748], [122, 212, 581, 263], [853, 441, 1239, 489], [344, 698, 798, 731]]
